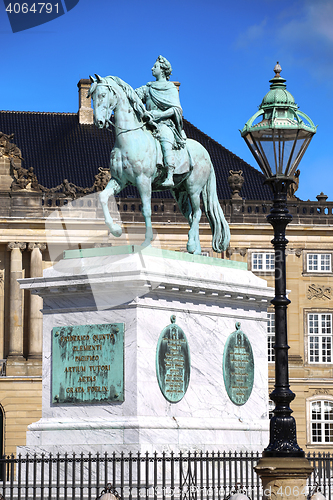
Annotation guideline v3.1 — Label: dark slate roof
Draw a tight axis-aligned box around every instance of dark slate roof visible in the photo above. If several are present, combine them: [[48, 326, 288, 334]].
[[0, 110, 273, 200]]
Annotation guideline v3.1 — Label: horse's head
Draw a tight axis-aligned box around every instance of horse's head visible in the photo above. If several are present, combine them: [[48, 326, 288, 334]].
[[88, 75, 117, 129]]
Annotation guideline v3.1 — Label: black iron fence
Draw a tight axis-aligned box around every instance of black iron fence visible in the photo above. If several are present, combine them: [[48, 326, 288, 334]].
[[0, 451, 331, 500]]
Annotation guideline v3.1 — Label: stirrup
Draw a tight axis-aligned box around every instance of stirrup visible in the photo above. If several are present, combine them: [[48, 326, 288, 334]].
[[161, 178, 174, 187]]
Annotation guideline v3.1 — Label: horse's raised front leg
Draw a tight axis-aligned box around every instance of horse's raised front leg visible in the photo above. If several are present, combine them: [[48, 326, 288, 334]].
[[136, 175, 153, 247], [99, 178, 123, 237], [187, 191, 202, 255]]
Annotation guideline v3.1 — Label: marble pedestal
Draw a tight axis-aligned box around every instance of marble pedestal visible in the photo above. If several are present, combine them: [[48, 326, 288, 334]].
[[18, 246, 274, 455]]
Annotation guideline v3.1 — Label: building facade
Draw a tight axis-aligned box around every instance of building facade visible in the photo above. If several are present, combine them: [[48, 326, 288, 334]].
[[0, 81, 331, 456]]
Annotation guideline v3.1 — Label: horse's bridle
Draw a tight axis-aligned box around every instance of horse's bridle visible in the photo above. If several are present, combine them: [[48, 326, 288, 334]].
[[94, 82, 145, 134]]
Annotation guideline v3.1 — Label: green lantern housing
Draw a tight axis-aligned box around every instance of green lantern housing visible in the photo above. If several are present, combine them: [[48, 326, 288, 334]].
[[240, 63, 317, 181]]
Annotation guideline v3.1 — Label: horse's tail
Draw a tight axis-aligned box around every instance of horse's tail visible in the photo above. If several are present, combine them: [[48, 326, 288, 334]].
[[202, 164, 230, 253]]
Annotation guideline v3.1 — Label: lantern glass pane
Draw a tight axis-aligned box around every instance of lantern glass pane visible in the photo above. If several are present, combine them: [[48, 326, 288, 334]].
[[286, 133, 313, 177], [247, 127, 313, 179], [243, 132, 272, 178]]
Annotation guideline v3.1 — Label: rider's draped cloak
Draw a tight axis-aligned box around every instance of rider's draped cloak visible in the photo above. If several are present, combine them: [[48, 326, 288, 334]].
[[136, 81, 186, 149]]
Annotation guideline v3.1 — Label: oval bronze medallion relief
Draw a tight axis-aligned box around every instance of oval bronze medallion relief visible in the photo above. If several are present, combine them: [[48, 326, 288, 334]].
[[223, 322, 254, 406], [156, 315, 190, 403]]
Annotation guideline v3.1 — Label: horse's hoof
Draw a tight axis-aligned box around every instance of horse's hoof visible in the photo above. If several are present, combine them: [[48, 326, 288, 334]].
[[187, 241, 196, 254], [109, 223, 122, 237]]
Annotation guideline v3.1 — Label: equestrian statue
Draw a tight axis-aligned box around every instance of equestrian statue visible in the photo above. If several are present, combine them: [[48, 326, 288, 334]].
[[88, 55, 230, 255]]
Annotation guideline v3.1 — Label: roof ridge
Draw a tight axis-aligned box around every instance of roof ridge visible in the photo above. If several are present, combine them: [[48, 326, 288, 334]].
[[0, 109, 272, 199]]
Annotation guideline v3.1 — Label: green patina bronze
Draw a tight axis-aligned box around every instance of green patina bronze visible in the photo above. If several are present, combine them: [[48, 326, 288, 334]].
[[156, 315, 190, 403], [136, 56, 185, 188], [241, 63, 316, 138], [52, 323, 124, 404], [88, 56, 230, 255], [223, 322, 254, 406]]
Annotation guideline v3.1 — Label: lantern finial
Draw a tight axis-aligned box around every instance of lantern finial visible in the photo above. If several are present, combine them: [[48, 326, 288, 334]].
[[240, 63, 316, 181], [274, 62, 282, 77]]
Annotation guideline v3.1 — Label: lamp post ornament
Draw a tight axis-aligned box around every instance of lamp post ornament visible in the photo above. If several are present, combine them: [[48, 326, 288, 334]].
[[241, 63, 316, 500]]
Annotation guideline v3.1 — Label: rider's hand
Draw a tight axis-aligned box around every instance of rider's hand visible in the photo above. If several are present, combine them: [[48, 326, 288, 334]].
[[150, 110, 163, 121]]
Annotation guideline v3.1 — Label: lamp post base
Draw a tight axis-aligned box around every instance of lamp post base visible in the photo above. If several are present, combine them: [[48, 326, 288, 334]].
[[255, 457, 313, 500], [263, 414, 304, 457]]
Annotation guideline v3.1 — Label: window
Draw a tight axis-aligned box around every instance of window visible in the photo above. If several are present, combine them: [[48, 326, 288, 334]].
[[252, 253, 275, 272], [308, 313, 332, 363], [267, 312, 275, 362], [311, 400, 333, 443], [307, 253, 331, 273]]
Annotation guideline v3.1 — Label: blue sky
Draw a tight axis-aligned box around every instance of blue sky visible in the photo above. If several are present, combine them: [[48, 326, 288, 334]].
[[0, 0, 332, 202]]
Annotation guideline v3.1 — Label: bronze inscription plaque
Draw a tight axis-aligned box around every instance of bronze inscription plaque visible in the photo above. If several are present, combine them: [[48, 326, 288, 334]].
[[223, 322, 254, 405]]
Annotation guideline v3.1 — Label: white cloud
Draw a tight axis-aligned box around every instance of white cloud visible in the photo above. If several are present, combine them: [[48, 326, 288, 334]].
[[234, 18, 267, 49], [277, 0, 333, 46], [234, 0, 333, 87], [273, 0, 333, 85], [306, 0, 333, 43]]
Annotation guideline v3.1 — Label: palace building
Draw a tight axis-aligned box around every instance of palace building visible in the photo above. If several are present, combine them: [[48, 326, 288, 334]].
[[0, 79, 331, 456]]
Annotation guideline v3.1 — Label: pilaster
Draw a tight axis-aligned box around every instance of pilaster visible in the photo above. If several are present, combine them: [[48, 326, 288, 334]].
[[27, 243, 46, 371], [6, 242, 26, 375]]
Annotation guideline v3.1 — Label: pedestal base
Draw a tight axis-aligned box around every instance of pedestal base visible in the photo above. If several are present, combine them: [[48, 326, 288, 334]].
[[18, 246, 274, 455], [255, 457, 313, 500]]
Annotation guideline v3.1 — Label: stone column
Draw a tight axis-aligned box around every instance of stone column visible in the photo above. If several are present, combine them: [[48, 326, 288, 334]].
[[28, 243, 46, 359], [7, 242, 26, 359], [0, 270, 5, 360], [255, 457, 313, 500]]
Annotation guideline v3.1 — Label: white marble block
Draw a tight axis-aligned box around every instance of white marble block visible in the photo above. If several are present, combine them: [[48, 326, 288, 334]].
[[18, 246, 274, 455]]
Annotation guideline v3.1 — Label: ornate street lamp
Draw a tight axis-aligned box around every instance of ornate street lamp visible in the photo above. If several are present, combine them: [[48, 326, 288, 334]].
[[241, 63, 316, 457]]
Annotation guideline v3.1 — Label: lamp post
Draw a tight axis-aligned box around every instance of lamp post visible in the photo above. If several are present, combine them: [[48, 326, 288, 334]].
[[241, 63, 316, 498]]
